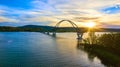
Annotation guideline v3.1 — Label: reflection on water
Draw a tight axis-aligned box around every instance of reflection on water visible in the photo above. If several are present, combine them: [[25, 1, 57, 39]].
[[0, 32, 106, 67]]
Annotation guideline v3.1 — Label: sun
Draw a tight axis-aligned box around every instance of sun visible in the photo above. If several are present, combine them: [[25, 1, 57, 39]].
[[84, 22, 96, 28]]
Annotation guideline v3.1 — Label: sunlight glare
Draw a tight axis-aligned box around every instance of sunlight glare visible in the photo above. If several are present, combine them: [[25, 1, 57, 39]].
[[84, 22, 96, 28]]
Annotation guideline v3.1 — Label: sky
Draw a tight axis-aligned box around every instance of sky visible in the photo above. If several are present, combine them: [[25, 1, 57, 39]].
[[0, 0, 120, 28]]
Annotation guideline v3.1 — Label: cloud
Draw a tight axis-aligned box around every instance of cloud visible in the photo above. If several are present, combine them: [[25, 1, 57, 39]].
[[0, 10, 5, 14], [0, 16, 19, 22], [0, 0, 120, 27], [29, 0, 119, 22]]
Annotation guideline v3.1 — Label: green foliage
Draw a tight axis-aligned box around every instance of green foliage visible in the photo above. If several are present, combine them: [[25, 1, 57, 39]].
[[79, 32, 120, 66], [83, 32, 120, 56], [0, 26, 47, 32], [98, 33, 120, 49]]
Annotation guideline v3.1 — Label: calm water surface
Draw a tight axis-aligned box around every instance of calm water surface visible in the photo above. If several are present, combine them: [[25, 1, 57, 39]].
[[0, 32, 106, 67]]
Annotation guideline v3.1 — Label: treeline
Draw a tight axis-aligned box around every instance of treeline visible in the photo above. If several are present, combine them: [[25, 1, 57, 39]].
[[97, 33, 120, 55], [79, 33, 120, 66], [83, 33, 120, 55], [0, 25, 120, 32], [0, 26, 87, 32], [0, 26, 45, 32]]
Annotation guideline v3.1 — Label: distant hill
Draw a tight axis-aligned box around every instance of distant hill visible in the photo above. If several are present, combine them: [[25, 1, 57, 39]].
[[19, 25, 54, 29]]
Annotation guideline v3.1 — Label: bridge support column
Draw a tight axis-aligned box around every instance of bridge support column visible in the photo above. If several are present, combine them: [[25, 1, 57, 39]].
[[47, 32, 50, 35], [52, 32, 56, 37], [42, 32, 45, 34], [77, 33, 84, 45], [77, 33, 83, 40]]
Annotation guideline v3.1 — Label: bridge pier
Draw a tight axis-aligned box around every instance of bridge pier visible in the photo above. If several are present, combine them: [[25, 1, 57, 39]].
[[77, 33, 83, 40], [47, 32, 50, 35], [52, 32, 56, 37]]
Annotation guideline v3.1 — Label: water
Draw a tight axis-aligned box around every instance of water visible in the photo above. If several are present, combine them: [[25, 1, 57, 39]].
[[0, 32, 106, 67]]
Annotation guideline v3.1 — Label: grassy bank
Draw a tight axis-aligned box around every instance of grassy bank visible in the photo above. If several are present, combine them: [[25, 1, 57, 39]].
[[78, 33, 120, 66], [77, 44, 120, 67]]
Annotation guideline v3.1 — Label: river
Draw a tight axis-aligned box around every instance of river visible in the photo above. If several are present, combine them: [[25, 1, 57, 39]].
[[0, 32, 106, 67]]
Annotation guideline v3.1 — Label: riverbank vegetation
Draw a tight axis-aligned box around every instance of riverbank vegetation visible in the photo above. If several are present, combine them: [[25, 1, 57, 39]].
[[79, 32, 120, 66], [0, 25, 120, 32], [0, 26, 86, 32], [83, 32, 120, 55]]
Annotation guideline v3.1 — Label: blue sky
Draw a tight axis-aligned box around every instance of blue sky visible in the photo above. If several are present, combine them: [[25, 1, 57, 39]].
[[102, 5, 120, 14], [0, 0, 120, 28], [0, 0, 32, 9]]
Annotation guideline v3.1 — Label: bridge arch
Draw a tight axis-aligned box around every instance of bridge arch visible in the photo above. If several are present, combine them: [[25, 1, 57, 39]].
[[53, 20, 83, 39]]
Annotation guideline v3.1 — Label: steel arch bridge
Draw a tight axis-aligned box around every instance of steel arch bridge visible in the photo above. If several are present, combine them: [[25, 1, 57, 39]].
[[53, 20, 83, 39]]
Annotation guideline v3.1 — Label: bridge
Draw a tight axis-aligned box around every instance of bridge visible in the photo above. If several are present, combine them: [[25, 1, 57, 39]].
[[43, 20, 84, 40], [42, 19, 120, 40]]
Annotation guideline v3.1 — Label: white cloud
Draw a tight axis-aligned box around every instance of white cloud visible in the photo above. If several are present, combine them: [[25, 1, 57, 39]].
[[0, 10, 5, 14], [0, 16, 19, 22], [0, 0, 120, 27]]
